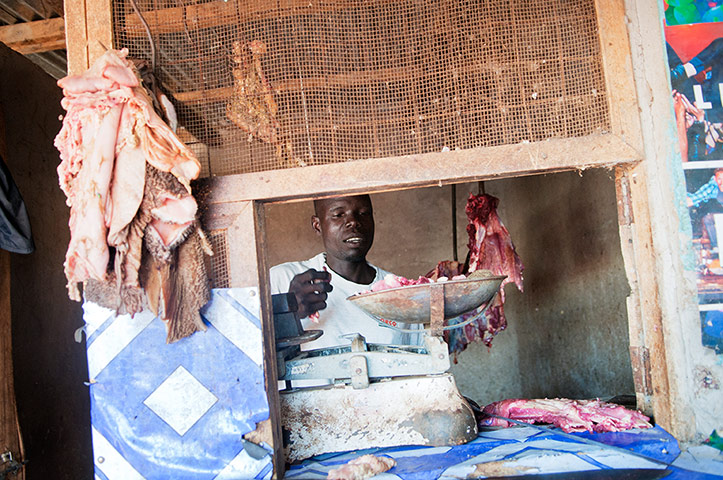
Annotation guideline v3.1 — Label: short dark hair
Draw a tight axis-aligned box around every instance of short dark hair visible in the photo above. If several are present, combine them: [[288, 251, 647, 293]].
[[313, 194, 372, 216]]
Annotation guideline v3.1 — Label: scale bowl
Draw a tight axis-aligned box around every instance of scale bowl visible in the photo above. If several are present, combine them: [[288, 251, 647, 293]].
[[347, 275, 506, 324]]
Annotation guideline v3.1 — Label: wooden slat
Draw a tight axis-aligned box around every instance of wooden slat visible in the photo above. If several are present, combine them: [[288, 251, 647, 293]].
[[253, 202, 285, 479], [595, 0, 644, 151], [0, 250, 24, 480], [221, 201, 284, 477], [16, 0, 64, 17], [171, 65, 413, 104], [202, 133, 642, 204], [123, 0, 361, 37], [64, 0, 113, 75], [63, 0, 89, 74], [86, 0, 113, 65], [615, 164, 673, 429], [0, 100, 24, 480], [0, 17, 65, 55]]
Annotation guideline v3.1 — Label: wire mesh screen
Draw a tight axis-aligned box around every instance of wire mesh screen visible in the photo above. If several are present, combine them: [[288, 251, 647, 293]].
[[113, 0, 610, 176], [207, 229, 230, 288]]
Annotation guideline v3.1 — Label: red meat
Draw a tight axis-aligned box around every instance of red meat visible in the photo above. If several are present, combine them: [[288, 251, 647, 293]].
[[444, 194, 524, 358], [480, 398, 652, 433]]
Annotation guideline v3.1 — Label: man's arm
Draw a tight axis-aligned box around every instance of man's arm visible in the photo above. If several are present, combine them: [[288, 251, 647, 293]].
[[688, 177, 720, 208]]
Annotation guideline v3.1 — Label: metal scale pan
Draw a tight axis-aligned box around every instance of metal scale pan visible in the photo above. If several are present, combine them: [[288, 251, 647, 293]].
[[347, 274, 507, 331]]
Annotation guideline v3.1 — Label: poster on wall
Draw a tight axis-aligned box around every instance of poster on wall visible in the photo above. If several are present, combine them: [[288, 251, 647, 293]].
[[665, 1, 723, 353]]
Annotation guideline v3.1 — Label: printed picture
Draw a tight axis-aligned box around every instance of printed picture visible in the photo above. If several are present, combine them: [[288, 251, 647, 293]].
[[666, 2, 723, 350]]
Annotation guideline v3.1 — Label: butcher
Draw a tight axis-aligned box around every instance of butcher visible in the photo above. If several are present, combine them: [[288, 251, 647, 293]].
[[270, 194, 422, 350]]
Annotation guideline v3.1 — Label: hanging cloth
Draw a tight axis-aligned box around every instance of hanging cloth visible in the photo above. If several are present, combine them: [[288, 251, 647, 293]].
[[0, 154, 33, 254]]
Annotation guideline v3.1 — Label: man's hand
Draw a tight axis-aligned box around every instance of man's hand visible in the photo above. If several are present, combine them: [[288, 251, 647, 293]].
[[288, 269, 332, 320]]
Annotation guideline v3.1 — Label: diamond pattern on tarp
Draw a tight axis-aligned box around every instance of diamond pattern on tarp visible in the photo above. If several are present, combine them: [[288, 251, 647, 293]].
[[143, 366, 218, 436], [85, 288, 271, 480]]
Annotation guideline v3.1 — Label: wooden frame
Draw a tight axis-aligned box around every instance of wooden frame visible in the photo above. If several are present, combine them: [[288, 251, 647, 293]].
[[63, 0, 673, 475]]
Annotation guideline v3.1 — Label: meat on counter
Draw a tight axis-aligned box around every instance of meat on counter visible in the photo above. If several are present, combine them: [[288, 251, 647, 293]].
[[480, 397, 652, 433], [326, 454, 396, 480]]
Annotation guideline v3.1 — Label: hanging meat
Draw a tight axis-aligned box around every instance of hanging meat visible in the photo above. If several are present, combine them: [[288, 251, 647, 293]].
[[226, 40, 280, 144], [55, 48, 212, 343], [439, 193, 524, 359]]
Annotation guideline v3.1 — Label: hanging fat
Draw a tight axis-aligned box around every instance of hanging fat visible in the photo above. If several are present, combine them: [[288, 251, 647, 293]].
[[55, 48, 203, 301]]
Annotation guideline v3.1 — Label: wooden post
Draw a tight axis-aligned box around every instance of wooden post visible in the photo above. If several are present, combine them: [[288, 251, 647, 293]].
[[615, 166, 672, 426], [64, 0, 114, 75]]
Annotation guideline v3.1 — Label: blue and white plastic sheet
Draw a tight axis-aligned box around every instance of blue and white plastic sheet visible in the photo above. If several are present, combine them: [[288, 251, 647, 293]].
[[84, 288, 272, 480]]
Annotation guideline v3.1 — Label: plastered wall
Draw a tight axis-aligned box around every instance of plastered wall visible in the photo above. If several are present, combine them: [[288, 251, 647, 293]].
[[0, 44, 92, 479], [264, 168, 635, 406]]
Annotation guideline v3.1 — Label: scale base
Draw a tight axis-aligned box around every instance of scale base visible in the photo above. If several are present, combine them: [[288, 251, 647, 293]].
[[280, 373, 477, 462]]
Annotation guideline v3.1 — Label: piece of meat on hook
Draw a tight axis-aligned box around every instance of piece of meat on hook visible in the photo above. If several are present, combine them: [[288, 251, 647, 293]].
[[226, 40, 280, 144], [55, 48, 202, 301]]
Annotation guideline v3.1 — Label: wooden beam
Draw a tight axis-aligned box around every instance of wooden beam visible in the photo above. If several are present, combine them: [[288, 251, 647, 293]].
[[0, 99, 24, 480], [86, 0, 113, 65], [213, 201, 284, 477], [202, 133, 642, 204], [0, 17, 65, 55], [123, 0, 361, 38]]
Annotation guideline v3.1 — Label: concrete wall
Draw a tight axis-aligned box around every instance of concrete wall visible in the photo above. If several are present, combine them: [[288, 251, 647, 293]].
[[0, 44, 92, 479], [265, 169, 635, 406]]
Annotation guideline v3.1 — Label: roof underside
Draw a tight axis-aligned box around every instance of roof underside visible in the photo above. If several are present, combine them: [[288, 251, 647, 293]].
[[0, 0, 67, 78]]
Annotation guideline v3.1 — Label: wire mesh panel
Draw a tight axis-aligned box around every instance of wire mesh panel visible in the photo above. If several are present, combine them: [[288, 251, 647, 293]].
[[206, 229, 230, 288], [113, 0, 610, 176]]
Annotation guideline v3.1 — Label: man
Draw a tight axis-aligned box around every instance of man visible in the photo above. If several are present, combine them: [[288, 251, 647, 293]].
[[687, 168, 723, 208], [668, 39, 723, 161], [687, 169, 723, 247], [270, 194, 420, 350]]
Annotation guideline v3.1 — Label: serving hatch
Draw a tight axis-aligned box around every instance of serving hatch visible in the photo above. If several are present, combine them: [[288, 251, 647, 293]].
[[347, 275, 506, 325]]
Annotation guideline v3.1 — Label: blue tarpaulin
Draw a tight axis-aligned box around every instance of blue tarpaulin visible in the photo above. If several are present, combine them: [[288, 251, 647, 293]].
[[85, 288, 272, 480]]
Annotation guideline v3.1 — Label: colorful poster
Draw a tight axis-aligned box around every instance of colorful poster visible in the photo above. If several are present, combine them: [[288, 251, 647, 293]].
[[665, 1, 723, 352]]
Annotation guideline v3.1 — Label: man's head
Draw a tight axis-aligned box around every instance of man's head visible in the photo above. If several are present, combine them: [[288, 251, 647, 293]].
[[312, 195, 375, 264], [715, 169, 723, 190]]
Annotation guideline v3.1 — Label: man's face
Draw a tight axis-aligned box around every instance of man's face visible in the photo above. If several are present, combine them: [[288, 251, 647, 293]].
[[312, 195, 375, 264], [716, 171, 723, 190]]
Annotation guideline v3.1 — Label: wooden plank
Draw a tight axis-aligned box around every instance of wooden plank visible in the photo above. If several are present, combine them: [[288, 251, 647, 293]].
[[0, 17, 65, 54], [123, 0, 363, 37], [615, 164, 672, 429], [595, 0, 644, 152], [16, 0, 64, 17], [64, 0, 113, 75], [0, 250, 24, 480], [202, 133, 642, 204], [85, 0, 113, 65], [253, 202, 285, 479], [0, 99, 24, 479], [63, 0, 89, 75]]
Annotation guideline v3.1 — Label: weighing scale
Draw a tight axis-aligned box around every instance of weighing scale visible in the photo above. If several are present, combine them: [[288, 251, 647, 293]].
[[273, 274, 506, 462]]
